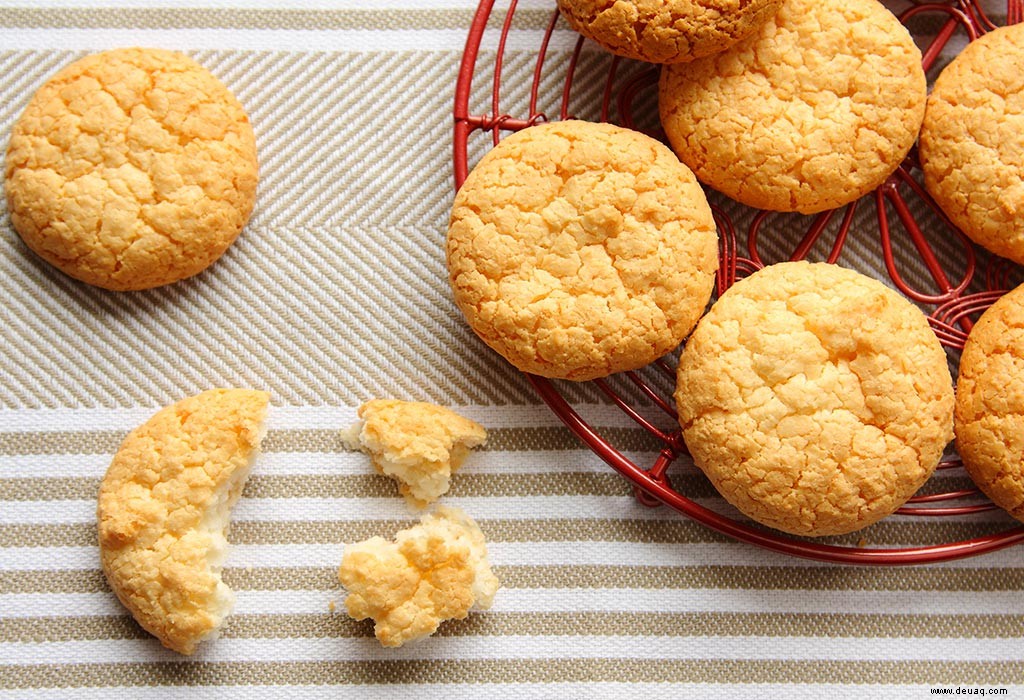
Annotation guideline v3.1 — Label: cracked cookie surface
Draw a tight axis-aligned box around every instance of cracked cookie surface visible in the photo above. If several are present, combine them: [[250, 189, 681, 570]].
[[955, 284, 1024, 522], [919, 24, 1024, 265], [658, 0, 925, 214], [447, 120, 718, 381], [675, 261, 953, 536], [5, 48, 258, 290], [97, 388, 269, 654], [557, 0, 783, 64]]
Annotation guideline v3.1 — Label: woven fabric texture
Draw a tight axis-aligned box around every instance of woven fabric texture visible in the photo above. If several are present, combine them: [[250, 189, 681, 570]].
[[1, 1, 1022, 697]]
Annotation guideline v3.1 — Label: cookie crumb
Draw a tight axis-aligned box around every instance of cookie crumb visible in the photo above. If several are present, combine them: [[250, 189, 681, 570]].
[[338, 507, 499, 647], [345, 399, 486, 509]]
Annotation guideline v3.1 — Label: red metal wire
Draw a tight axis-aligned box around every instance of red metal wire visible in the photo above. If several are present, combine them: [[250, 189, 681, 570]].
[[452, 0, 1024, 564]]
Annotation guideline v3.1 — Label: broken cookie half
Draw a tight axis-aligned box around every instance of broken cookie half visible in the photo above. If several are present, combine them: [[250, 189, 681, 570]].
[[343, 399, 487, 509], [97, 388, 269, 654]]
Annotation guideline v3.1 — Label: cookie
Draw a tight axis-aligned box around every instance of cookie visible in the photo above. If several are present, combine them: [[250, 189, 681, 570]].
[[919, 24, 1024, 265], [338, 506, 500, 647], [954, 284, 1024, 522], [342, 399, 487, 509], [557, 0, 783, 65], [97, 388, 269, 654], [5, 48, 258, 291], [447, 120, 718, 381], [659, 0, 925, 214], [676, 261, 954, 537]]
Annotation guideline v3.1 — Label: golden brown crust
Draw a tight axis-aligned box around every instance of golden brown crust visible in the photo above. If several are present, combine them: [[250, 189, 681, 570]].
[[955, 284, 1024, 522], [919, 24, 1024, 264], [4, 48, 258, 291], [658, 0, 925, 214], [447, 120, 718, 381], [557, 0, 783, 64], [676, 262, 954, 536], [97, 388, 269, 654]]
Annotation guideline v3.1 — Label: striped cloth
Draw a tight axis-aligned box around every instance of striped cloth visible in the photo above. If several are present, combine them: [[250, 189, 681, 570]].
[[1, 0, 1022, 697]]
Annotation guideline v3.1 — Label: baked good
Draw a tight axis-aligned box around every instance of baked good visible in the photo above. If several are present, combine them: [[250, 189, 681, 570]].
[[342, 399, 487, 509], [5, 48, 258, 290], [97, 388, 269, 654], [659, 0, 925, 214], [557, 0, 783, 64], [338, 506, 500, 647], [676, 261, 954, 536], [919, 24, 1024, 264], [954, 284, 1024, 522], [447, 119, 718, 381]]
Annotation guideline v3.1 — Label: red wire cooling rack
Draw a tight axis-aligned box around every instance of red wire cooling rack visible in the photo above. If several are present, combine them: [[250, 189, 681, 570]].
[[453, 0, 1024, 563]]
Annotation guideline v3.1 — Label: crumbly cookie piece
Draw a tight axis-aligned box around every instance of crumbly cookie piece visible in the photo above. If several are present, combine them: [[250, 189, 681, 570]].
[[338, 506, 500, 647], [97, 388, 269, 654], [676, 261, 954, 536], [659, 0, 925, 214], [342, 399, 487, 509], [955, 284, 1024, 522], [557, 0, 783, 64], [447, 120, 718, 381], [919, 24, 1024, 264], [5, 48, 258, 290]]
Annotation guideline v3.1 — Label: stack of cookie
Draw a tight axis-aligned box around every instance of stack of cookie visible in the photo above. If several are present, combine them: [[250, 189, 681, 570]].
[[448, 0, 1024, 538]]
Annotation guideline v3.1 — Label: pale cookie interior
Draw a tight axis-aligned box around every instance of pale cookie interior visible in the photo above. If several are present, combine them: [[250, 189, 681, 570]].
[[4, 48, 258, 291], [955, 284, 1024, 522], [920, 24, 1024, 265], [97, 388, 269, 654], [659, 0, 925, 214], [343, 399, 487, 509], [447, 119, 718, 381], [676, 261, 954, 537], [557, 0, 783, 64], [338, 506, 500, 647]]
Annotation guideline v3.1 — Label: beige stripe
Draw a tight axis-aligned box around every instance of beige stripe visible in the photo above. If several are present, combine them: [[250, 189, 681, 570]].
[[4, 610, 1024, 644], [239, 564, 1024, 592], [0, 426, 664, 455], [0, 519, 1014, 548], [0, 473, 977, 502], [0, 8, 554, 31], [4, 565, 1024, 595], [3, 659, 1024, 687], [0, 472, 665, 501]]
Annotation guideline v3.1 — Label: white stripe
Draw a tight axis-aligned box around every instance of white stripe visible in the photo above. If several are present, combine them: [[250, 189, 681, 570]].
[[3, 588, 1024, 618], [7, 541, 1024, 571], [3, 687, 1021, 700], [0, 403, 659, 432], [0, 0, 553, 9], [0, 494, 1010, 526], [0, 449, 668, 477], [2, 634, 1023, 664]]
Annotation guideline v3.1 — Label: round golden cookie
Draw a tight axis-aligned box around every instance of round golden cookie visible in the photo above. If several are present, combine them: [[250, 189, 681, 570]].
[[447, 120, 718, 381], [557, 0, 783, 65], [954, 284, 1024, 522], [4, 48, 258, 291], [676, 261, 954, 537], [97, 388, 269, 654], [658, 0, 925, 214], [919, 24, 1024, 265]]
